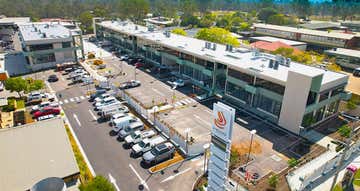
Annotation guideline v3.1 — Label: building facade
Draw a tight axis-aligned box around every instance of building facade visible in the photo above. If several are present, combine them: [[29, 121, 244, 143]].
[[96, 20, 351, 135], [18, 23, 83, 71], [325, 48, 360, 70], [254, 23, 359, 51]]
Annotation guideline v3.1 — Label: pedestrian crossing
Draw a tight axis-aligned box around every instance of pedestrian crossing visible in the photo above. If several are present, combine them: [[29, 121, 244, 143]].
[[173, 98, 196, 107], [59, 95, 87, 105]]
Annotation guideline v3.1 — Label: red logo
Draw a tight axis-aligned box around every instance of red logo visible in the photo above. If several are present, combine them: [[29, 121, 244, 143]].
[[214, 111, 227, 129]]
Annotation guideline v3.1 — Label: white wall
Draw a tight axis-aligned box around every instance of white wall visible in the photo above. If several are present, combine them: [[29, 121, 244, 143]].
[[278, 71, 314, 134]]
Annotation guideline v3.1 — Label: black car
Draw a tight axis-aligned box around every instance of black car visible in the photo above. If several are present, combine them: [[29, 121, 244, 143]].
[[119, 80, 141, 89], [48, 74, 59, 82]]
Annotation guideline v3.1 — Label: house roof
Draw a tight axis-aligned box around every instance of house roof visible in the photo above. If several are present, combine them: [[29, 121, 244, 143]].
[[250, 41, 302, 55], [0, 118, 79, 191]]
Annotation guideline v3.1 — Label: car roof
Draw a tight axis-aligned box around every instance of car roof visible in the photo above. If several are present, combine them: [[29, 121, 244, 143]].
[[103, 97, 115, 101], [128, 121, 143, 128]]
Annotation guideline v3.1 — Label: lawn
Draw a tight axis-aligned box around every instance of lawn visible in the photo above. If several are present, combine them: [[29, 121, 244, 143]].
[[354, 169, 360, 186], [65, 124, 93, 183]]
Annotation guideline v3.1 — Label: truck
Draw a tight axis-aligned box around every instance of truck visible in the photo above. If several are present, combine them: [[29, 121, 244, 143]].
[[112, 116, 140, 133], [109, 112, 129, 126], [118, 121, 144, 141], [124, 129, 156, 147], [131, 135, 167, 156]]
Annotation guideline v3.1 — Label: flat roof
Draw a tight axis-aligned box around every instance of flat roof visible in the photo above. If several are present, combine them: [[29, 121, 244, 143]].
[[0, 17, 30, 25], [98, 21, 347, 86], [254, 23, 355, 40], [0, 118, 79, 191], [250, 36, 306, 46], [325, 48, 360, 58], [18, 23, 72, 44], [299, 22, 345, 30]]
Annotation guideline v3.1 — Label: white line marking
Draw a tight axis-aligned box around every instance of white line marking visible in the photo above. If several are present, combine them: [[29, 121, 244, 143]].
[[175, 102, 181, 107], [194, 114, 212, 126], [109, 173, 121, 191], [129, 164, 149, 190], [73, 113, 82, 127], [45, 81, 55, 93], [89, 109, 97, 121], [184, 99, 192, 104], [161, 167, 192, 183], [70, 98, 75, 102], [64, 99, 69, 103], [180, 100, 187, 105], [152, 88, 165, 96], [74, 96, 79, 101], [59, 101, 63, 105], [80, 96, 85, 100]]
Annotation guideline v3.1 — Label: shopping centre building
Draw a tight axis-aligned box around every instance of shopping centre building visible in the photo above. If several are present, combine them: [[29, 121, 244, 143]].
[[95, 20, 351, 135]]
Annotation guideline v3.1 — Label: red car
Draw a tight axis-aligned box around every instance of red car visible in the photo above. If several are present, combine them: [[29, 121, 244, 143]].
[[33, 107, 60, 118], [135, 62, 144, 68]]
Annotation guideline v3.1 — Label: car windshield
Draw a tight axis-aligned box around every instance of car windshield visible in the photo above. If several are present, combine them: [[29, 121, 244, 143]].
[[125, 127, 131, 132], [130, 133, 137, 139], [139, 141, 146, 147], [176, 79, 183, 83], [150, 147, 161, 156]]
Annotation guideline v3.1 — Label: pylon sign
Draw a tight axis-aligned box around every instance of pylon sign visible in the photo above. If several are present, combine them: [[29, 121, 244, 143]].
[[208, 102, 235, 191]]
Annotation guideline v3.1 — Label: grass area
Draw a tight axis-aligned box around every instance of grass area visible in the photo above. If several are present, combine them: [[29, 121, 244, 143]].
[[16, 99, 25, 109], [64, 124, 94, 183], [354, 169, 360, 186], [333, 184, 343, 191]]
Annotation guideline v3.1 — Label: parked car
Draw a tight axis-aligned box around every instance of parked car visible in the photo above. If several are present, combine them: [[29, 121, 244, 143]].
[[48, 74, 59, 82], [33, 107, 60, 118], [112, 116, 139, 133], [89, 89, 108, 102], [135, 62, 144, 68], [37, 114, 55, 121], [93, 96, 117, 107], [131, 136, 167, 156], [31, 101, 59, 113], [98, 105, 129, 120], [43, 93, 55, 102], [69, 69, 87, 78], [95, 101, 122, 111], [27, 91, 44, 102], [120, 55, 129, 61], [109, 112, 129, 126], [169, 79, 185, 88], [119, 80, 141, 90], [353, 68, 360, 77], [124, 129, 156, 147], [94, 93, 112, 103], [118, 121, 145, 141], [142, 142, 175, 165]]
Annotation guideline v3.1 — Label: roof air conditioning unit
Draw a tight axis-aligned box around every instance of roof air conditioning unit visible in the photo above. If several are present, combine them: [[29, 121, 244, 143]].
[[212, 43, 216, 51], [268, 59, 274, 68], [286, 58, 291, 67], [274, 60, 280, 70], [135, 26, 138, 30]]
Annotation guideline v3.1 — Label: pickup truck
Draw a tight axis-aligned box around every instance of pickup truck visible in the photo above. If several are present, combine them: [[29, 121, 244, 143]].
[[131, 135, 167, 156], [124, 129, 156, 147]]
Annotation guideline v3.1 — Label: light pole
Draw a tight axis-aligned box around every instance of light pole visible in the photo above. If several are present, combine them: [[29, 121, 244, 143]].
[[203, 143, 210, 174], [185, 128, 191, 155], [244, 130, 257, 171], [153, 106, 158, 124]]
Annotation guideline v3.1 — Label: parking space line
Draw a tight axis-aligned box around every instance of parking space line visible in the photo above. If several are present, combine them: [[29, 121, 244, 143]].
[[129, 164, 149, 191], [160, 167, 191, 183], [80, 96, 85, 100], [88, 109, 97, 121], [64, 99, 69, 103], [70, 98, 75, 102], [73, 113, 82, 127]]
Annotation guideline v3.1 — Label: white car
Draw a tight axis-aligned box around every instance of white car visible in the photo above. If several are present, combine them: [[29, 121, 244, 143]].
[[43, 93, 55, 102], [124, 129, 156, 146], [120, 55, 129, 61], [31, 101, 59, 113], [27, 91, 44, 102], [37, 114, 55, 121], [94, 97, 118, 108], [169, 79, 185, 88], [94, 93, 112, 103]]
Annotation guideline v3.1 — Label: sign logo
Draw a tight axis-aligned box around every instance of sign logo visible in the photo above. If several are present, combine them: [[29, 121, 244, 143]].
[[214, 111, 227, 129]]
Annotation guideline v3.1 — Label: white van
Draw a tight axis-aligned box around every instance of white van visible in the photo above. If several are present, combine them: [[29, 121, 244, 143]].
[[98, 105, 129, 119], [95, 101, 122, 111], [131, 135, 167, 156], [112, 116, 139, 133], [109, 112, 129, 126], [118, 121, 144, 140]]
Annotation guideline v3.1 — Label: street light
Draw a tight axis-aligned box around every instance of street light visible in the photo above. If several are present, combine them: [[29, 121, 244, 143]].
[[153, 106, 159, 123], [244, 129, 257, 171], [203, 143, 210, 174], [185, 128, 191, 155]]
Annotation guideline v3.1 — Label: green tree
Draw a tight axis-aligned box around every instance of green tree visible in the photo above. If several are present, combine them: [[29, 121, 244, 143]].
[[268, 174, 279, 189], [4, 77, 28, 97], [291, 0, 312, 18], [181, 15, 200, 27], [195, 27, 239, 47], [199, 12, 216, 28], [79, 175, 115, 191], [287, 158, 300, 167], [27, 79, 44, 93], [79, 11, 94, 34], [180, 0, 198, 17], [118, 0, 150, 22], [258, 7, 278, 22], [171, 28, 187, 36]]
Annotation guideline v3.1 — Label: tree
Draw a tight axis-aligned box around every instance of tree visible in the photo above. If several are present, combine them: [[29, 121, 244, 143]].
[[79, 11, 93, 34], [195, 27, 240, 47], [4, 77, 28, 97], [180, 15, 200, 27], [287, 158, 299, 167], [171, 28, 187, 36], [79, 175, 115, 191], [268, 174, 279, 189], [118, 0, 150, 22], [258, 7, 278, 22], [338, 124, 351, 138], [199, 12, 216, 28], [291, 0, 311, 18], [27, 79, 44, 93]]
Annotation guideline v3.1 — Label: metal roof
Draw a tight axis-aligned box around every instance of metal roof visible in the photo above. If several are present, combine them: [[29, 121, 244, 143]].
[[325, 48, 360, 58], [0, 118, 79, 191], [254, 23, 355, 40]]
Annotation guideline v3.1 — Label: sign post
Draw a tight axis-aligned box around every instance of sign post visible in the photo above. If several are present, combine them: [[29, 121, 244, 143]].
[[207, 102, 235, 191]]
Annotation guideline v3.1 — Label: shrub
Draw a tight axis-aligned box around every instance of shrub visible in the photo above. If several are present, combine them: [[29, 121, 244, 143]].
[[338, 125, 351, 138], [88, 53, 95, 59], [93, 59, 104, 65], [287, 158, 299, 168], [268, 174, 279, 188], [79, 175, 115, 191]]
